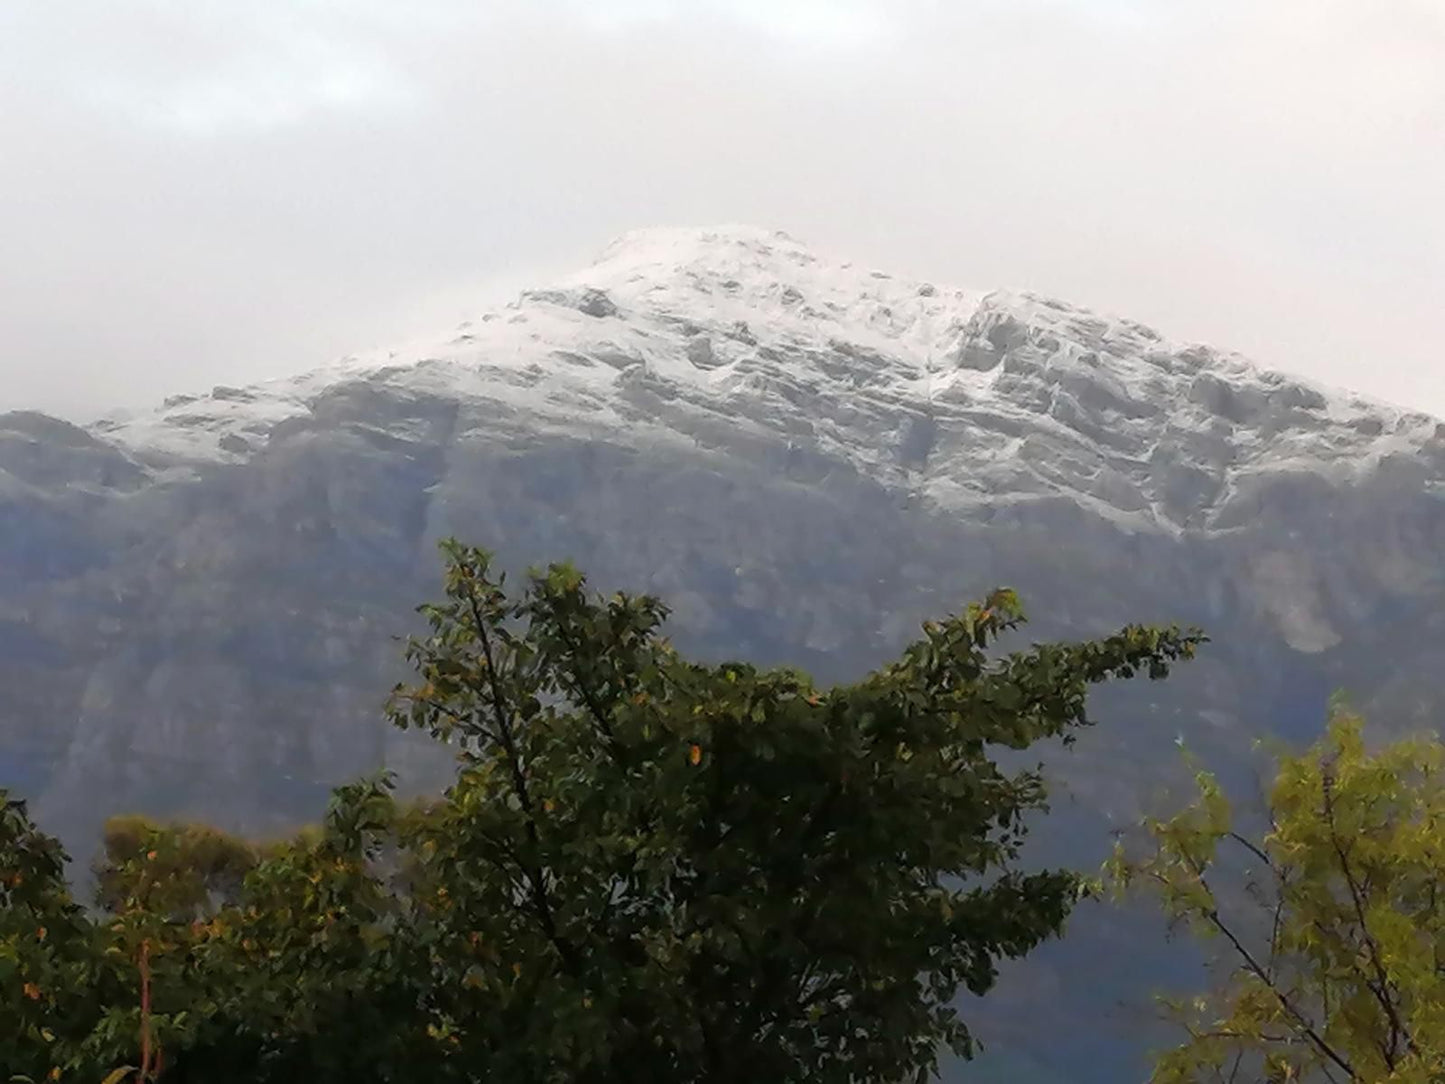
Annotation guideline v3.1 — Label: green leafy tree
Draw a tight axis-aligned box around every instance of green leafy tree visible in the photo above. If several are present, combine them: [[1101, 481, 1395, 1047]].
[[83, 816, 262, 1081], [93, 816, 258, 920], [373, 541, 1201, 1082], [4, 540, 1201, 1082], [157, 781, 441, 1083], [0, 792, 97, 1082], [1107, 703, 1445, 1083]]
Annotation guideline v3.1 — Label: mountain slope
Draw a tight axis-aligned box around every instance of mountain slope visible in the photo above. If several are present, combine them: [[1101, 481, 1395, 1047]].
[[5, 225, 1445, 1080], [96, 225, 1445, 537]]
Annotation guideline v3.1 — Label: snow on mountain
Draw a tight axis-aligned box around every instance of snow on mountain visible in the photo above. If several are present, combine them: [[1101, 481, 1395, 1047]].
[[11, 227, 1445, 1084], [87, 225, 1445, 532]]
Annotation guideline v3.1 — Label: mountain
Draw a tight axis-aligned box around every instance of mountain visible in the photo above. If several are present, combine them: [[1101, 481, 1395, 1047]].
[[5, 225, 1445, 1079]]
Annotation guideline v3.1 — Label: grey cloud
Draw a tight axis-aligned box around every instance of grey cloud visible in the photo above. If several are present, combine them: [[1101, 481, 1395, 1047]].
[[1, 0, 1441, 419]]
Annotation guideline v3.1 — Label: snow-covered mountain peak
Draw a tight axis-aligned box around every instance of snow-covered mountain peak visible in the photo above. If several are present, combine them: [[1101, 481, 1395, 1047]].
[[80, 226, 1445, 533], [542, 223, 989, 369]]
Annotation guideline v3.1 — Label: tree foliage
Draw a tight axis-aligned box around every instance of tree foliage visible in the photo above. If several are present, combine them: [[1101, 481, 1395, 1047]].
[[2, 540, 1200, 1082], [1, 792, 97, 1082], [1108, 704, 1445, 1084]]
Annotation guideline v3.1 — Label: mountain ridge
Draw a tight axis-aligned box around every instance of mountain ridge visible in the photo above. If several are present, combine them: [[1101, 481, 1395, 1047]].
[[36, 224, 1441, 539]]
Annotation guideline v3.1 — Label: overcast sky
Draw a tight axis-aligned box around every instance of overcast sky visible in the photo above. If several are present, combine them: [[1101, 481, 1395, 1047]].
[[2, 0, 1442, 420]]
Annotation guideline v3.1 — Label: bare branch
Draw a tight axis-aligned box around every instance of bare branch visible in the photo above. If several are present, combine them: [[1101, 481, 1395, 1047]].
[[1226, 831, 1276, 873]]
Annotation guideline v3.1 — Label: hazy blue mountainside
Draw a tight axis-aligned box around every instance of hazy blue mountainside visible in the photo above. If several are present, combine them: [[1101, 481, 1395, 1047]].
[[4, 227, 1445, 1079]]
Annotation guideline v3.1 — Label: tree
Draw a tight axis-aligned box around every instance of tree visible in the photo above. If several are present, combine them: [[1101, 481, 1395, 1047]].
[[4, 540, 1202, 1082], [0, 792, 97, 1082], [86, 816, 263, 1081], [1106, 703, 1445, 1083], [153, 780, 441, 1083], [373, 540, 1201, 1082]]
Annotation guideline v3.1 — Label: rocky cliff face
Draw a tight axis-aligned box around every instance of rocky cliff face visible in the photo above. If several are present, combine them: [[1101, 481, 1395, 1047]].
[[5, 226, 1445, 1080]]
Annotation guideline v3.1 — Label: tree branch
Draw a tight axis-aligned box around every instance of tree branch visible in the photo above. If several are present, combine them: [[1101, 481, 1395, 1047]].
[[461, 577, 582, 977], [1203, 907, 1357, 1080], [1226, 831, 1276, 872], [550, 615, 629, 764], [1321, 772, 1413, 1067], [1171, 847, 1359, 1084]]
